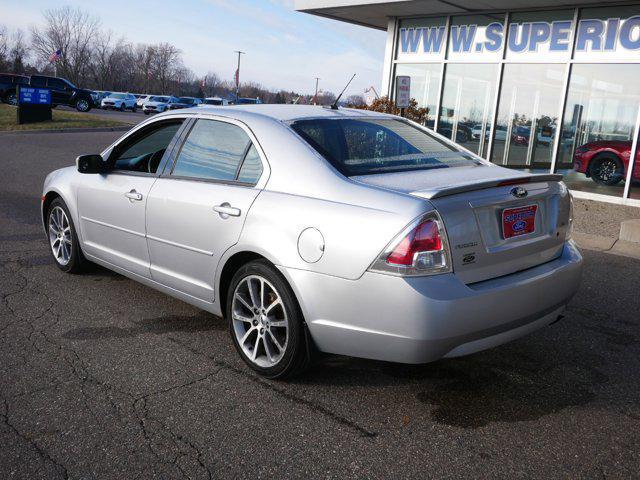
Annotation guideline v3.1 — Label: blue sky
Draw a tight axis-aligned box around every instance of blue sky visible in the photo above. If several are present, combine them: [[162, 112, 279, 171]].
[[3, 0, 387, 95]]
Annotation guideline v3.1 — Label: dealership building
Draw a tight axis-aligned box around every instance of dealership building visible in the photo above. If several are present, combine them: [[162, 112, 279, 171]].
[[297, 1, 640, 205]]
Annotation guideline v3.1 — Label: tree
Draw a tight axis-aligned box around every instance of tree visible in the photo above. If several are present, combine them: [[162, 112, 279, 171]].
[[9, 29, 29, 74], [152, 42, 180, 94], [353, 96, 430, 124], [346, 94, 365, 107], [31, 6, 100, 84]]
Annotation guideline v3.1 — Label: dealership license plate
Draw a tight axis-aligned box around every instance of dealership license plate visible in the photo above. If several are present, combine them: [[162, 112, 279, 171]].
[[502, 204, 538, 239]]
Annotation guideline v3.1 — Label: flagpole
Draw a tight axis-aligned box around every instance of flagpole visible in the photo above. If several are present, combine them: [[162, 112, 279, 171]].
[[234, 50, 244, 102]]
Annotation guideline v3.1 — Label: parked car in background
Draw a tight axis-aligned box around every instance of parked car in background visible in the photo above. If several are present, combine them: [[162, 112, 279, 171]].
[[136, 95, 153, 109], [201, 97, 229, 106], [101, 92, 138, 111], [235, 97, 262, 105], [573, 140, 640, 185], [92, 91, 111, 107], [511, 126, 531, 146], [41, 105, 581, 378], [0, 73, 29, 105], [142, 95, 179, 114], [168, 96, 203, 110], [29, 75, 95, 112]]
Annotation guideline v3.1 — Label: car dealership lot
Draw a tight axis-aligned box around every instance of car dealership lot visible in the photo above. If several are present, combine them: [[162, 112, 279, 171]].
[[1, 130, 640, 478]]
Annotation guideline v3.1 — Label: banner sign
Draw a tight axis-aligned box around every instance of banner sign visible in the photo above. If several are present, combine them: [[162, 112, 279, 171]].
[[19, 88, 51, 105], [398, 16, 640, 60]]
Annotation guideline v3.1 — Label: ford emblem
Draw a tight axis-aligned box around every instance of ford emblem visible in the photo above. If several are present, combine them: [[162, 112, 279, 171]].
[[513, 220, 527, 232], [510, 186, 528, 198]]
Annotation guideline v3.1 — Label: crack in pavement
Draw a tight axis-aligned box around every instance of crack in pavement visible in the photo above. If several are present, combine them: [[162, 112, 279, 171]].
[[1, 396, 69, 480], [166, 336, 378, 439]]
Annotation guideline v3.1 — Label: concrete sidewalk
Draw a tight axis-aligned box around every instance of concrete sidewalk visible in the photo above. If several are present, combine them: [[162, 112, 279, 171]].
[[573, 198, 640, 259]]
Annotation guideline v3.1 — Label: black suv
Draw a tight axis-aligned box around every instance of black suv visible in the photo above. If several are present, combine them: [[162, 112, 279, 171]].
[[28, 75, 95, 112], [0, 73, 29, 105]]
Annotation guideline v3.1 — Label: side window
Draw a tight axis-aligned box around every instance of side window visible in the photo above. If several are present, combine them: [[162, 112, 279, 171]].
[[172, 119, 253, 182], [48, 78, 67, 90], [30, 76, 46, 87], [237, 145, 263, 183], [111, 121, 183, 173]]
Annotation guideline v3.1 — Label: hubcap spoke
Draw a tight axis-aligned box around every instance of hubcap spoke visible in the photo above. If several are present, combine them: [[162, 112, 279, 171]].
[[268, 330, 284, 352], [234, 293, 253, 313], [49, 206, 72, 266]]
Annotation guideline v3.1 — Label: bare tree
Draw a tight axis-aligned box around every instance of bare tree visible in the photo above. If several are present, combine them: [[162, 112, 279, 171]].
[[152, 42, 180, 94], [0, 25, 8, 70], [9, 29, 29, 74], [31, 6, 100, 84], [346, 94, 365, 107]]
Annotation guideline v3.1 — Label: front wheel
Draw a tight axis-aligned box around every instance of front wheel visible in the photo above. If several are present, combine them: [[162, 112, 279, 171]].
[[132, 105, 137, 112], [590, 155, 624, 186], [46, 198, 88, 273], [119, 103, 125, 112], [75, 98, 91, 112], [227, 260, 310, 379]]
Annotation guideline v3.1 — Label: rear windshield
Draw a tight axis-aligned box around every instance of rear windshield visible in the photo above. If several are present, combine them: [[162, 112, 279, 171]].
[[290, 118, 477, 176], [150, 96, 169, 102]]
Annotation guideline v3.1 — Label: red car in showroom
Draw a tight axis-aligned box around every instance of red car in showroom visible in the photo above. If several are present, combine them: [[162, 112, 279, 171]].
[[573, 140, 640, 185]]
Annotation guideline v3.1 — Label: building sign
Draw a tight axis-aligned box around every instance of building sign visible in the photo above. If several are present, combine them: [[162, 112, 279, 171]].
[[18, 87, 51, 105], [398, 15, 640, 60], [395, 76, 411, 108]]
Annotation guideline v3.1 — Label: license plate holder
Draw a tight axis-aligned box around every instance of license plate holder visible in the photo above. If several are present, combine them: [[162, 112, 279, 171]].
[[502, 204, 537, 239]]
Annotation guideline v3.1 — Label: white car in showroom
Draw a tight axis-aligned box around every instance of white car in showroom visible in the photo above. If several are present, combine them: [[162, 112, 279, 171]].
[[41, 105, 582, 378], [143, 95, 179, 114], [101, 92, 138, 111]]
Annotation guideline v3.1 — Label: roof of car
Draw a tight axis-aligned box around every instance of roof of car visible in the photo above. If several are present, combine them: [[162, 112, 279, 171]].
[[176, 104, 391, 122]]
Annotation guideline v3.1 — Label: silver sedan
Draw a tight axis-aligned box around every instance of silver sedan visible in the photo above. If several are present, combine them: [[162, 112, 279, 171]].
[[41, 105, 582, 378]]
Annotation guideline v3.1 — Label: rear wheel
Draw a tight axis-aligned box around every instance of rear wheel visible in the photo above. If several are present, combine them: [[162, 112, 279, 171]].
[[227, 260, 310, 379], [132, 104, 137, 112], [75, 98, 91, 112], [590, 154, 624, 186], [5, 92, 17, 106], [46, 198, 88, 273], [119, 103, 125, 112]]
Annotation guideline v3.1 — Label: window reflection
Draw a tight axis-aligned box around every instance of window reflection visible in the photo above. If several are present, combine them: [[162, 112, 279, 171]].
[[394, 63, 441, 128], [557, 64, 640, 197], [490, 63, 565, 172], [438, 63, 497, 157], [626, 132, 640, 200]]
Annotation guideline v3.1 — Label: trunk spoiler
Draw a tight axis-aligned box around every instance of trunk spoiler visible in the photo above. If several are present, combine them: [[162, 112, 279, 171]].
[[410, 174, 564, 200]]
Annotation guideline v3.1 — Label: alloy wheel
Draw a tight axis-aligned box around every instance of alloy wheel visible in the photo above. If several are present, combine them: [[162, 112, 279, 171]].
[[76, 99, 89, 112], [48, 206, 72, 266], [231, 275, 289, 368]]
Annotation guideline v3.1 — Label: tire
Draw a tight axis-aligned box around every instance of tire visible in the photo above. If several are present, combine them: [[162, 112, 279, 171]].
[[119, 103, 125, 112], [75, 98, 91, 112], [132, 105, 137, 112], [590, 154, 624, 186], [227, 259, 310, 379], [144, 111, 149, 115], [46, 198, 88, 273], [5, 92, 17, 106]]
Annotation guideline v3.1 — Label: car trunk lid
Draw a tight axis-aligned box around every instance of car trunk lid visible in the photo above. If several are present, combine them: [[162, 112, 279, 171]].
[[352, 166, 571, 284]]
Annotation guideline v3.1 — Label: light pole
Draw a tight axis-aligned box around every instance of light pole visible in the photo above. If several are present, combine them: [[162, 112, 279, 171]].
[[314, 77, 320, 105], [234, 50, 245, 102]]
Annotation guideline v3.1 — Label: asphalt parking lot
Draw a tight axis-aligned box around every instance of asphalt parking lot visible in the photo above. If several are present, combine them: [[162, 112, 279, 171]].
[[1, 129, 640, 479]]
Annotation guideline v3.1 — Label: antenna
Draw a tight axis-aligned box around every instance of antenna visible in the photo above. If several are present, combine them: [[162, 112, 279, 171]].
[[331, 73, 356, 110]]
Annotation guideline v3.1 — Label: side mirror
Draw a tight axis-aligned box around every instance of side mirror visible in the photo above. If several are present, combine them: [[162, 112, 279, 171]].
[[76, 154, 109, 174]]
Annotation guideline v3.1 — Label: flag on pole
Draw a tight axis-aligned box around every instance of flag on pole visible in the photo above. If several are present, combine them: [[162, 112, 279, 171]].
[[201, 76, 206, 88], [234, 68, 239, 88], [49, 49, 62, 63]]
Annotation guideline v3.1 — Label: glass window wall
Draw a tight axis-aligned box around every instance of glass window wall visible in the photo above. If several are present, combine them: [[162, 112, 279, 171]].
[[394, 63, 441, 128], [438, 63, 497, 157], [491, 63, 565, 172], [556, 64, 640, 197]]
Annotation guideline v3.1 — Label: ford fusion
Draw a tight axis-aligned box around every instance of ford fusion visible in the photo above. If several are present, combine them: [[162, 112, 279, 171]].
[[42, 105, 582, 378]]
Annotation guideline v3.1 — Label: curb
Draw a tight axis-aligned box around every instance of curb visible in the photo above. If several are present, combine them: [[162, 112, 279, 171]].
[[0, 126, 131, 135], [573, 232, 640, 260]]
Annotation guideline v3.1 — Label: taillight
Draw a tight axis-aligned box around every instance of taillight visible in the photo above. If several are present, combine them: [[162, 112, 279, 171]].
[[369, 211, 451, 276]]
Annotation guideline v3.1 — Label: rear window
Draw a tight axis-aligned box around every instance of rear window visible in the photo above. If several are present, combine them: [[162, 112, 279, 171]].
[[290, 118, 477, 176]]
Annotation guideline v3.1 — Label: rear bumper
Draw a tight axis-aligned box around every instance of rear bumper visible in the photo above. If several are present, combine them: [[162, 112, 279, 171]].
[[281, 240, 582, 364]]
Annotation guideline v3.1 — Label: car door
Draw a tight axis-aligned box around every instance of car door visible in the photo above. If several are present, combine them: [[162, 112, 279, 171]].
[[77, 118, 186, 277], [47, 78, 72, 105], [145, 117, 267, 302]]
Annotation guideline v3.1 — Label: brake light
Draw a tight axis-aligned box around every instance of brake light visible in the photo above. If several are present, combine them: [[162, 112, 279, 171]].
[[387, 219, 442, 266], [369, 211, 451, 277]]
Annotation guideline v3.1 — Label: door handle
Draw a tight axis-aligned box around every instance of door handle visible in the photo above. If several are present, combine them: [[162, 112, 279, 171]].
[[124, 190, 143, 201], [213, 203, 241, 218]]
